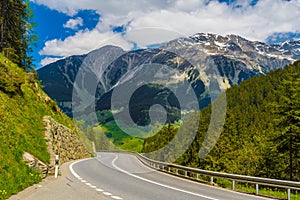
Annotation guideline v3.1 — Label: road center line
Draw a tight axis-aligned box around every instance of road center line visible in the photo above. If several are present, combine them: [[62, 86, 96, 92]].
[[111, 155, 219, 200]]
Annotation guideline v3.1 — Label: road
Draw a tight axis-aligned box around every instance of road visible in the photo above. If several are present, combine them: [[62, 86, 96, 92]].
[[69, 152, 270, 200]]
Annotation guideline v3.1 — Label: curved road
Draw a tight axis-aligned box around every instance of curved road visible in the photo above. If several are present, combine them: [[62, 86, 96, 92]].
[[70, 152, 269, 200]]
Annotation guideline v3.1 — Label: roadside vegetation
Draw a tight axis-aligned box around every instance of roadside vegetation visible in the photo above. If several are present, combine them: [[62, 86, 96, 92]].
[[142, 61, 300, 199], [143, 61, 300, 181], [0, 54, 84, 199]]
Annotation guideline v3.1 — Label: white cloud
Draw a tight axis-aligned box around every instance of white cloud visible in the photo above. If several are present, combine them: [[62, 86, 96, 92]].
[[33, 0, 300, 58], [39, 29, 133, 57], [63, 17, 83, 29], [40, 57, 63, 66], [126, 0, 300, 42]]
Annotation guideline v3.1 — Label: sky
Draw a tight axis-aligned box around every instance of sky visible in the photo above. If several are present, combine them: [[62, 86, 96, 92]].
[[29, 0, 300, 68]]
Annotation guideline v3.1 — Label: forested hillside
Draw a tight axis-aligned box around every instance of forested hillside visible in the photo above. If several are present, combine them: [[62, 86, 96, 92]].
[[143, 60, 300, 181]]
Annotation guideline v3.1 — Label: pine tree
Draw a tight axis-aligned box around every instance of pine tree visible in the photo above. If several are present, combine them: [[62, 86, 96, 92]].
[[273, 65, 300, 181], [0, 0, 36, 69]]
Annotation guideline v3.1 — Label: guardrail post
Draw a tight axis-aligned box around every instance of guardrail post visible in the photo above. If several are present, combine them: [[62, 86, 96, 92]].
[[255, 183, 259, 195], [185, 171, 188, 177], [54, 155, 59, 178], [232, 180, 235, 190], [168, 167, 171, 173], [175, 169, 178, 175], [210, 177, 214, 185], [287, 188, 291, 200]]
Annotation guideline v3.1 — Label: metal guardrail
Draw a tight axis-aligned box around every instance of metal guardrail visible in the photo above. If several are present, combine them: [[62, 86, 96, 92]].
[[105, 150, 300, 200]]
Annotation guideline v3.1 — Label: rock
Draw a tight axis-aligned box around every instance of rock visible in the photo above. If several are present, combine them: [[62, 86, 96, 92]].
[[43, 116, 90, 175], [22, 116, 90, 178], [22, 152, 35, 168], [22, 152, 48, 178]]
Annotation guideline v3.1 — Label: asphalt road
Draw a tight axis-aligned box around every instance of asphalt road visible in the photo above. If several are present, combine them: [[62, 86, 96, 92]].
[[69, 152, 270, 200]]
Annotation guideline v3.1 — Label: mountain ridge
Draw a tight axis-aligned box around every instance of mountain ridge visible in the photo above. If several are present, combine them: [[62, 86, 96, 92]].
[[142, 60, 300, 182], [38, 33, 297, 118]]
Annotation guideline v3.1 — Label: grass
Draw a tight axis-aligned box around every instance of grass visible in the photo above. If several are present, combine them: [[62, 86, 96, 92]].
[[100, 120, 144, 152], [234, 184, 300, 200], [0, 54, 82, 199], [212, 178, 300, 200]]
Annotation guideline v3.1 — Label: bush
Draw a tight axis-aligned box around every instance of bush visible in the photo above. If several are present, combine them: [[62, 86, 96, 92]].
[[0, 61, 24, 94]]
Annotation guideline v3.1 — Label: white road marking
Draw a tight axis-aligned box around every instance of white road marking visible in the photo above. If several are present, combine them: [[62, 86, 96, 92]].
[[69, 158, 124, 200], [113, 154, 270, 200], [112, 155, 219, 200], [103, 192, 112, 196], [69, 158, 93, 179], [112, 196, 123, 200]]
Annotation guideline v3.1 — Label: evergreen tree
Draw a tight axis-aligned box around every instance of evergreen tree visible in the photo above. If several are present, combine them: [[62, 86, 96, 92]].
[[142, 61, 300, 181], [273, 67, 300, 181], [0, 0, 36, 69]]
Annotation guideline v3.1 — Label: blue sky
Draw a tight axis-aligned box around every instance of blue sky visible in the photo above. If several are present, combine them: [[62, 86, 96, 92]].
[[29, 0, 300, 68], [30, 3, 99, 67]]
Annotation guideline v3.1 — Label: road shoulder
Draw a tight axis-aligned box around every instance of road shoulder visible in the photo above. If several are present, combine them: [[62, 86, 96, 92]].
[[8, 159, 110, 200]]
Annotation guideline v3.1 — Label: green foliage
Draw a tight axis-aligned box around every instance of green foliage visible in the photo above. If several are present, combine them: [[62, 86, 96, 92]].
[[272, 68, 300, 181], [142, 60, 300, 182], [0, 60, 24, 94], [0, 54, 79, 199], [99, 120, 144, 152], [85, 125, 116, 151], [0, 0, 37, 69]]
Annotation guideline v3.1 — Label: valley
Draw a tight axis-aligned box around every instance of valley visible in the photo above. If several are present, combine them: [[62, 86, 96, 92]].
[[38, 33, 300, 153]]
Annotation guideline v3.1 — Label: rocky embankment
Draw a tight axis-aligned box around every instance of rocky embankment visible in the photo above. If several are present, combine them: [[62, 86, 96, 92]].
[[43, 116, 91, 173], [23, 116, 90, 177]]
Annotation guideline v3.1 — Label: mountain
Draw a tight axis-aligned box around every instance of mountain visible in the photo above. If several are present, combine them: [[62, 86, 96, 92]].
[[38, 33, 296, 123], [143, 60, 300, 181], [38, 54, 86, 102], [165, 33, 294, 74], [272, 39, 300, 60]]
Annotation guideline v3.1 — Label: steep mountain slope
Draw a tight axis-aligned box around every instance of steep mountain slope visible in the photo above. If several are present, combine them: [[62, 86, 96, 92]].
[[38, 55, 86, 102], [38, 46, 125, 116], [272, 39, 300, 60], [38, 33, 295, 119], [143, 60, 300, 181], [0, 54, 89, 200], [165, 33, 293, 74]]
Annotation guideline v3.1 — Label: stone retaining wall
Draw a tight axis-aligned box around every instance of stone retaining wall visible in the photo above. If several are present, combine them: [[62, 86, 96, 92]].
[[43, 116, 90, 175]]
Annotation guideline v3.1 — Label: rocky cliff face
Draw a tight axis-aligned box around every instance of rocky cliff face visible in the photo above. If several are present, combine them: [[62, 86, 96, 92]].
[[272, 39, 300, 60], [43, 116, 90, 174]]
